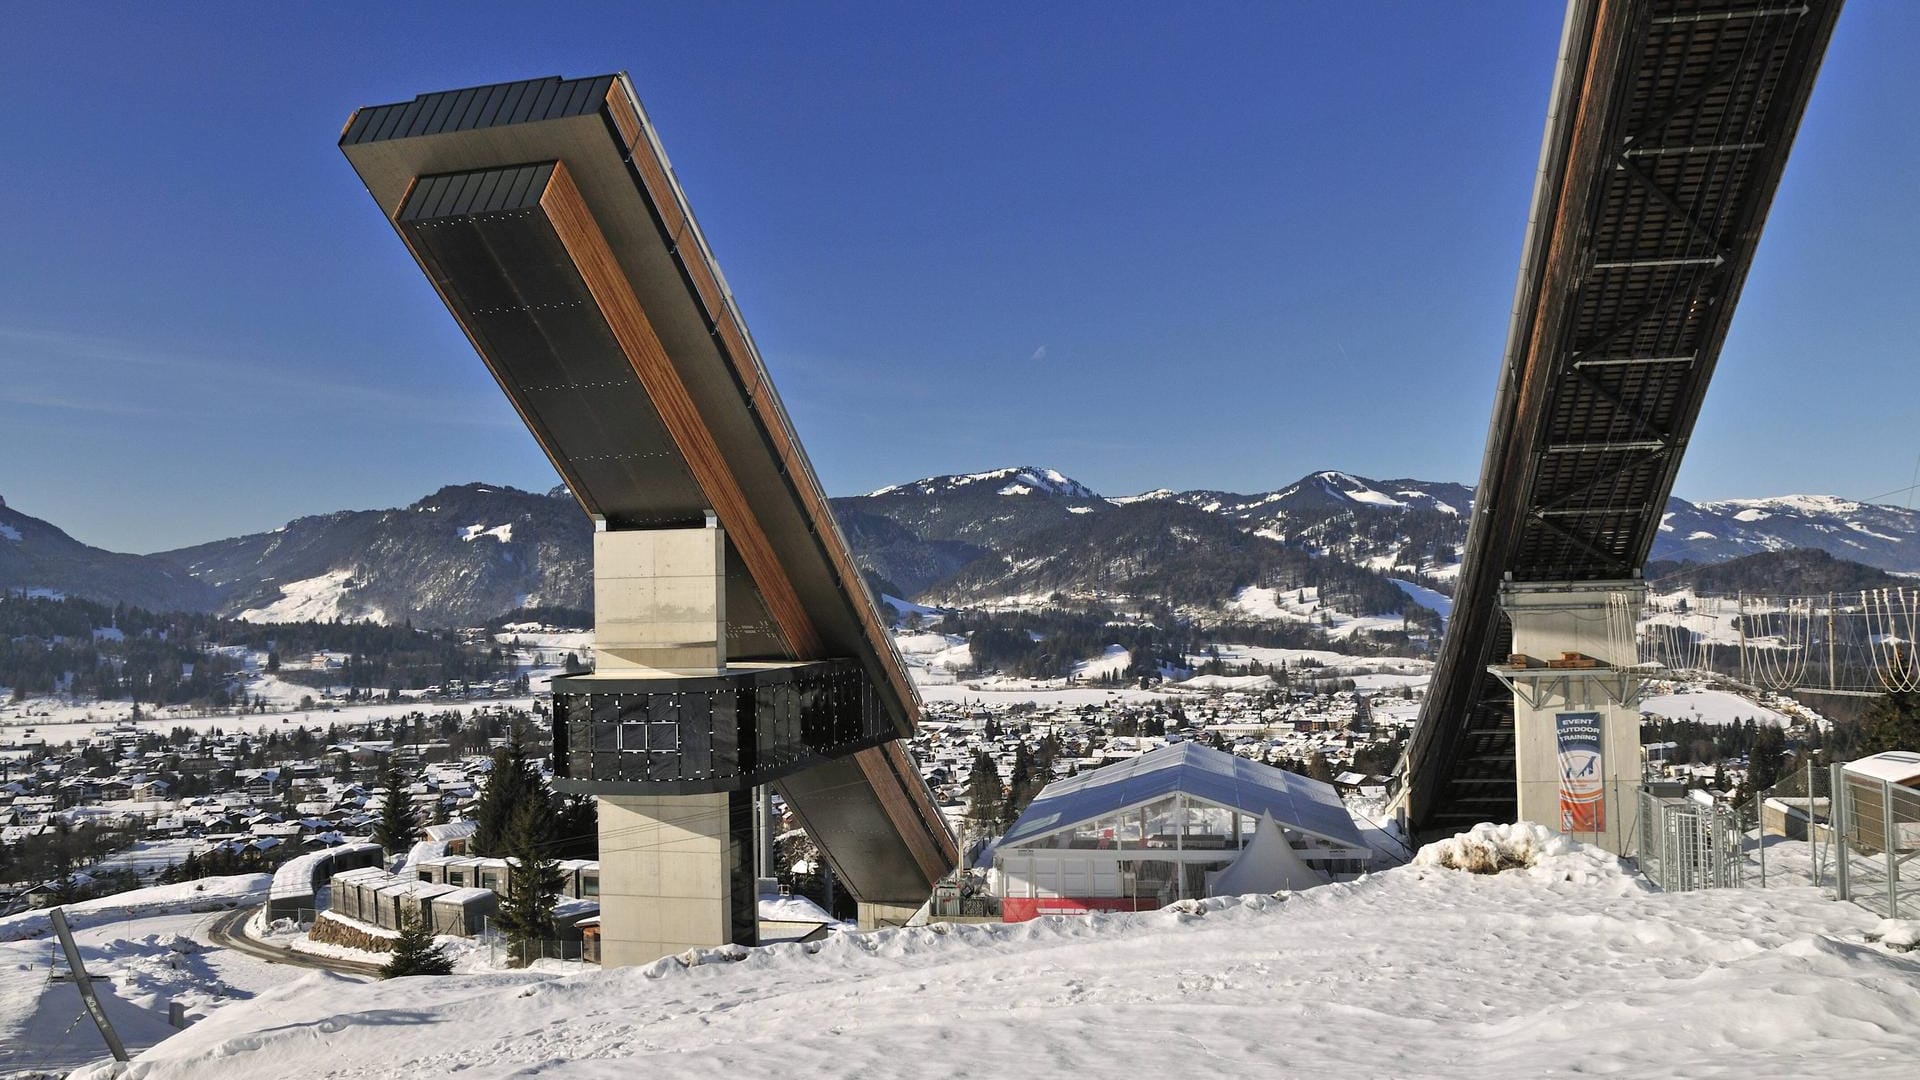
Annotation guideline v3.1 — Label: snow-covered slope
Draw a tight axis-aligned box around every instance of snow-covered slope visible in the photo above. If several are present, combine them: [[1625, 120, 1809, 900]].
[[1, 875, 275, 1076], [866, 466, 1098, 500], [81, 840, 1920, 1080]]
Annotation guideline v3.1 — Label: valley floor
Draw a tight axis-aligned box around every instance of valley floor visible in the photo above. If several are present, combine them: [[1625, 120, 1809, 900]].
[[72, 844, 1920, 1080]]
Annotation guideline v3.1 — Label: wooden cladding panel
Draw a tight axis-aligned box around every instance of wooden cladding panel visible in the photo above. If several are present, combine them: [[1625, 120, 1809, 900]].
[[608, 98, 921, 731], [544, 156, 950, 880], [858, 741, 958, 876], [602, 82, 642, 152], [539, 159, 823, 660]]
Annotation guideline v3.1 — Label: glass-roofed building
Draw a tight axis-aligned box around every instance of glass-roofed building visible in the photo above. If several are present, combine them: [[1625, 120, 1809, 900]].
[[993, 741, 1373, 921]]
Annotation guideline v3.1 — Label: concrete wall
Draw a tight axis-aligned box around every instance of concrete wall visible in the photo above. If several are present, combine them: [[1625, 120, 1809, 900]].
[[598, 791, 751, 966], [594, 526, 726, 673], [1503, 581, 1643, 856]]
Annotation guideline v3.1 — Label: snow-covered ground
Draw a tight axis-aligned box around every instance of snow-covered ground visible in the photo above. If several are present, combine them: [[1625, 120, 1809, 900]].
[[237, 569, 384, 625], [0, 876, 277, 1076], [1389, 578, 1452, 622], [0, 695, 542, 749], [71, 836, 1920, 1080], [1227, 585, 1411, 640], [1069, 644, 1131, 681], [893, 632, 973, 686], [90, 839, 216, 881], [1640, 687, 1793, 726]]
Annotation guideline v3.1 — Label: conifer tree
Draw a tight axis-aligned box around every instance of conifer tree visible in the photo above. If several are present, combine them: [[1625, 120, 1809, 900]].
[[1860, 691, 1920, 757], [1004, 742, 1033, 826], [472, 726, 537, 856], [373, 756, 421, 857], [494, 795, 563, 967], [964, 749, 1005, 837], [380, 911, 453, 978]]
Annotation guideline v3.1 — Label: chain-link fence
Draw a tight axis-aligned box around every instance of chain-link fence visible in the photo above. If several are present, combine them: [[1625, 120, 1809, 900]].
[[1738, 760, 1836, 891]]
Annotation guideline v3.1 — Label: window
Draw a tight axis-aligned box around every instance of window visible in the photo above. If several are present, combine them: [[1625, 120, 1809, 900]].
[[582, 874, 599, 898]]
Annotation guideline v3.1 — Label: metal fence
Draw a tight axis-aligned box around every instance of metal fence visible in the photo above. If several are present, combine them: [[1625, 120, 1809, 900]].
[[478, 917, 593, 969], [1830, 763, 1920, 919], [1638, 787, 1744, 893]]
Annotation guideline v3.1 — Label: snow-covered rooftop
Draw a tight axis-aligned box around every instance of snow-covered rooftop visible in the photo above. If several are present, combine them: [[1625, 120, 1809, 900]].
[[1000, 741, 1363, 850]]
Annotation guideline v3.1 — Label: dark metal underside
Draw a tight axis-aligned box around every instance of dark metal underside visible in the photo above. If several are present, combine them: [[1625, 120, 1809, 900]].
[[341, 74, 958, 900], [550, 660, 894, 796], [1405, 0, 1844, 835]]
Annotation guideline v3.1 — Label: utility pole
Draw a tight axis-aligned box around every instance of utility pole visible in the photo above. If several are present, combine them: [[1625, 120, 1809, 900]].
[[51, 907, 128, 1064], [1738, 592, 1749, 686], [1827, 593, 1837, 692]]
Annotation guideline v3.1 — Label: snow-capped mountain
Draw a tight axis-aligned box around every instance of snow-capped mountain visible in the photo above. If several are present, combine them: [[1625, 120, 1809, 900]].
[[1654, 494, 1920, 570], [865, 466, 1099, 500], [14, 467, 1920, 629]]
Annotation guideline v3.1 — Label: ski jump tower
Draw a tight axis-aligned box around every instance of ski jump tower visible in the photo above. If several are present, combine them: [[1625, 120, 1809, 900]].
[[341, 74, 956, 966]]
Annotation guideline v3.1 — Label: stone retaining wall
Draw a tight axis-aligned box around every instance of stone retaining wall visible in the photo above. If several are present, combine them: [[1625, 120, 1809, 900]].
[[308, 911, 399, 953]]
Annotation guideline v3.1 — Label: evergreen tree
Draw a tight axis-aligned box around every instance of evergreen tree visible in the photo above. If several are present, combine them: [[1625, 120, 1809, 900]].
[[380, 912, 453, 978], [472, 727, 537, 856], [494, 795, 563, 967], [1859, 691, 1920, 757], [373, 755, 421, 857], [1003, 742, 1033, 826], [964, 750, 1004, 836]]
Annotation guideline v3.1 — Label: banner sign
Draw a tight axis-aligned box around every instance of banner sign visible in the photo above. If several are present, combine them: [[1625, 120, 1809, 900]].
[[1555, 711, 1605, 832]]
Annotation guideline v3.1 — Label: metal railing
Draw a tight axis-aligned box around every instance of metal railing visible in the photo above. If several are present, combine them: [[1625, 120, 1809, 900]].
[[1831, 763, 1920, 919], [1639, 788, 1743, 893], [478, 917, 593, 969]]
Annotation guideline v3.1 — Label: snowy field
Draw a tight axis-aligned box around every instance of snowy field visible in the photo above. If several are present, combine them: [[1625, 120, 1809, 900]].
[[1389, 578, 1452, 622], [73, 837, 1920, 1080], [0, 695, 542, 750], [1227, 585, 1411, 639], [0, 876, 278, 1076], [1640, 687, 1793, 726]]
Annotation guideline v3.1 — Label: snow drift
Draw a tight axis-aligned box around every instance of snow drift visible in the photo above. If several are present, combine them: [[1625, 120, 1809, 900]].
[[70, 849, 1920, 1080]]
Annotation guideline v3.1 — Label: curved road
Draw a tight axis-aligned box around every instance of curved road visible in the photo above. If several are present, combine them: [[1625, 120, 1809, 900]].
[[205, 906, 384, 978]]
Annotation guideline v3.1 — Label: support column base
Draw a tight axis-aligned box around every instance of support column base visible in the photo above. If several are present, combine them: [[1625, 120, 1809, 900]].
[[856, 900, 924, 930], [597, 791, 757, 967]]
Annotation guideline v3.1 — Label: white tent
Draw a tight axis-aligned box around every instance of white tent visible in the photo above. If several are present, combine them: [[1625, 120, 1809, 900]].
[[1206, 812, 1328, 896]]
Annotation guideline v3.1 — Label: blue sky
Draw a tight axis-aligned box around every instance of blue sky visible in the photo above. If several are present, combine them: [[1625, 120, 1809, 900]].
[[1, 2, 1914, 553]]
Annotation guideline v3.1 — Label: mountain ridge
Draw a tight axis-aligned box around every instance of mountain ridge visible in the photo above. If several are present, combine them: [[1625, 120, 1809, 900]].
[[7, 467, 1920, 628]]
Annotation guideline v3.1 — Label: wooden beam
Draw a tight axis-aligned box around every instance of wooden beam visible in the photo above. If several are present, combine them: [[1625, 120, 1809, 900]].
[[540, 159, 823, 659], [540, 160, 956, 880]]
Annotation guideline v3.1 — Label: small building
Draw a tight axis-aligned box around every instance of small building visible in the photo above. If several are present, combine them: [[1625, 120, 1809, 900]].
[[557, 859, 600, 900], [993, 741, 1370, 922], [269, 841, 383, 920], [376, 879, 455, 929], [330, 866, 395, 924], [1839, 751, 1920, 855], [429, 887, 497, 935]]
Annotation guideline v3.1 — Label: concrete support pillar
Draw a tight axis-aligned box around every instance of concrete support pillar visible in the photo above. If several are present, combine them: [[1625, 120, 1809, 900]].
[[592, 519, 757, 968], [593, 519, 726, 674], [1501, 580, 1645, 856], [597, 791, 757, 967], [856, 900, 923, 930]]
